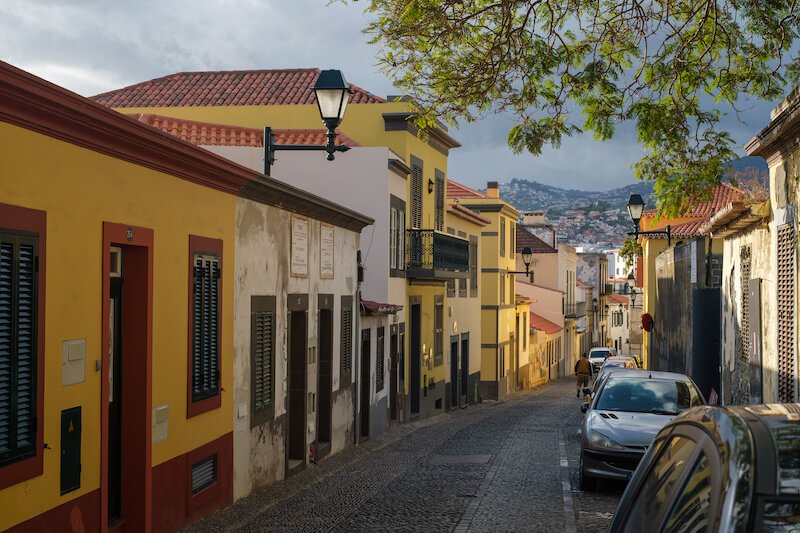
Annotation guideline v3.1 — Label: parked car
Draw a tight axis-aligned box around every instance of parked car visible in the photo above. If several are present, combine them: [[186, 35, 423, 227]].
[[579, 369, 704, 491], [594, 356, 638, 384], [609, 403, 800, 532], [588, 347, 615, 373], [617, 353, 643, 368]]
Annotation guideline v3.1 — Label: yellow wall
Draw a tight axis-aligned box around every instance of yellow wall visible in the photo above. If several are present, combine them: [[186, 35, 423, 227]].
[[0, 123, 235, 528]]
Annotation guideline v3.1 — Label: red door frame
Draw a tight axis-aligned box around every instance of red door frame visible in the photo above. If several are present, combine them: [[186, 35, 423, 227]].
[[100, 222, 153, 532]]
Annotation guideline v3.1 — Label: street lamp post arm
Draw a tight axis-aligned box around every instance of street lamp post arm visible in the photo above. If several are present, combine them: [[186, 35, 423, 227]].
[[264, 126, 350, 176], [627, 224, 672, 246]]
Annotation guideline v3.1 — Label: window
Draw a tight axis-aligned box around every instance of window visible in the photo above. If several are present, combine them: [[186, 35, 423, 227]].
[[664, 453, 712, 532], [251, 296, 275, 427], [340, 296, 353, 384], [470, 236, 478, 297], [511, 222, 516, 258], [435, 170, 445, 231], [500, 274, 505, 305], [434, 297, 444, 366], [410, 158, 423, 229], [188, 236, 222, 417], [500, 217, 506, 256], [390, 195, 406, 275], [523, 313, 528, 349], [0, 230, 39, 468], [447, 278, 455, 297], [458, 278, 467, 298], [376, 327, 385, 392], [622, 436, 697, 532]]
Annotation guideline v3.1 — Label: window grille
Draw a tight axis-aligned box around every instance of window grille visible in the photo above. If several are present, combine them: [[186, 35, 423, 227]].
[[740, 246, 752, 366], [192, 254, 220, 402], [777, 225, 795, 402], [376, 328, 385, 392], [191, 455, 217, 494]]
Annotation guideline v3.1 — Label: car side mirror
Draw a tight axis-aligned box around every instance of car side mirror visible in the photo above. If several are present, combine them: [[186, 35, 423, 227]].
[[581, 402, 589, 414]]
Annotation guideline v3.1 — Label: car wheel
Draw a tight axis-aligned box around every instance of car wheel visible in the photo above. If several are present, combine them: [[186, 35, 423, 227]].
[[579, 456, 597, 491]]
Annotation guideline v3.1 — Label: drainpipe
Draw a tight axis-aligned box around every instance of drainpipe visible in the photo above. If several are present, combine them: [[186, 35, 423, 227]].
[[495, 306, 500, 396], [353, 251, 363, 445], [705, 236, 713, 287]]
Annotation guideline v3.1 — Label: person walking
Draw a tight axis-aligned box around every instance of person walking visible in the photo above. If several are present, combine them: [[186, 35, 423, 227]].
[[574, 353, 592, 398]]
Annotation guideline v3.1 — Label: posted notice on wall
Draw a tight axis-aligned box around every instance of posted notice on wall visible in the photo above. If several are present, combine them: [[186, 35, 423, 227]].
[[291, 216, 309, 277], [320, 225, 334, 278]]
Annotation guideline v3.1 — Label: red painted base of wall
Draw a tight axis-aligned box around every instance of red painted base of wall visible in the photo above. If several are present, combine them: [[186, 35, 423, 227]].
[[8, 433, 232, 533], [152, 432, 233, 533], [9, 490, 100, 533]]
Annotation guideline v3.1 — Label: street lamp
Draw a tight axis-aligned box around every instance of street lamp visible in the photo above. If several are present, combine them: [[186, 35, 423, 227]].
[[264, 69, 353, 176], [626, 194, 671, 246], [630, 288, 637, 307], [509, 246, 534, 282]]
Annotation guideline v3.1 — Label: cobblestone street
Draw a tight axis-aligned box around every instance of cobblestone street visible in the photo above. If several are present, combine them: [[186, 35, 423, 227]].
[[186, 378, 624, 533]]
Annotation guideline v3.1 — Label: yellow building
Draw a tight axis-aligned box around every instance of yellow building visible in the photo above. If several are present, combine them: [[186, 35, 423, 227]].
[[92, 69, 467, 421], [529, 313, 563, 389], [0, 62, 371, 532], [447, 181, 521, 400]]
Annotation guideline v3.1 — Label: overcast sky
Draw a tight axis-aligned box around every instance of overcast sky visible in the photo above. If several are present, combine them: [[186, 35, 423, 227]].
[[0, 0, 780, 191]]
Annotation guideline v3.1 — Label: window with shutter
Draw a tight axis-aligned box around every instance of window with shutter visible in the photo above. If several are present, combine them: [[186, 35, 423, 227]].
[[376, 327, 385, 392], [435, 170, 445, 231], [398, 211, 406, 270], [188, 236, 223, 417], [411, 161, 423, 229], [470, 236, 478, 297], [340, 296, 353, 384], [740, 246, 751, 366], [389, 196, 407, 276], [390, 209, 397, 270], [434, 297, 444, 366], [251, 295, 275, 427], [0, 233, 38, 467], [500, 217, 506, 257], [777, 224, 795, 403]]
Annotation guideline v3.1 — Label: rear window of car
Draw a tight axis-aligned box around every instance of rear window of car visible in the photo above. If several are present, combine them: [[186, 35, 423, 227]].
[[590, 350, 610, 359], [595, 377, 703, 414]]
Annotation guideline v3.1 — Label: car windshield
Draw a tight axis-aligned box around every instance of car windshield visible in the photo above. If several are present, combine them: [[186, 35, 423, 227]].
[[595, 377, 699, 414], [590, 350, 610, 359]]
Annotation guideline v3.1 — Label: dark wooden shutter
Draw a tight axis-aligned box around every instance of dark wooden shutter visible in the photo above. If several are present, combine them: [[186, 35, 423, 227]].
[[777, 224, 795, 402], [192, 254, 220, 402], [434, 298, 443, 366], [435, 171, 445, 231], [411, 164, 423, 229], [500, 217, 506, 256], [0, 234, 38, 466], [740, 245, 751, 366], [251, 296, 275, 426], [376, 328, 385, 392], [340, 296, 353, 384]]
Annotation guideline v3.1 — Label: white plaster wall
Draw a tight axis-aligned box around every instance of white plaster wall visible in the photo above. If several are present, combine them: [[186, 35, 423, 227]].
[[721, 225, 775, 403], [232, 197, 360, 500]]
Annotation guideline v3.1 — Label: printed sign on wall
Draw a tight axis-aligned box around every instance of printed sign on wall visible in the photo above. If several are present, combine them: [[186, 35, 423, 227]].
[[291, 216, 309, 277], [320, 225, 335, 279]]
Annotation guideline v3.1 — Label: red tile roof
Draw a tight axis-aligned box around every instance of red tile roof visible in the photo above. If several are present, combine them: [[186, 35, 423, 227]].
[[92, 68, 385, 108], [530, 312, 562, 334], [606, 293, 630, 305], [361, 299, 402, 315], [128, 113, 360, 147], [576, 279, 592, 288], [447, 179, 486, 199], [642, 183, 744, 218], [516, 226, 556, 253], [447, 203, 491, 225], [640, 183, 745, 238]]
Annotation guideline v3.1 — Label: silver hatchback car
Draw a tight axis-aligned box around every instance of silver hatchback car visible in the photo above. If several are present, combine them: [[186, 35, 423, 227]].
[[579, 369, 704, 491]]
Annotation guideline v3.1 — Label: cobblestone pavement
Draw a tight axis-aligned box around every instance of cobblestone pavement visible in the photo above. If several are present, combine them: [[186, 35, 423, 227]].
[[186, 378, 625, 533]]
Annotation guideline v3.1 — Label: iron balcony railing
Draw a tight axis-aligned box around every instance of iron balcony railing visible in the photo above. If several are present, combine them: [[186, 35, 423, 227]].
[[406, 229, 470, 274], [564, 301, 587, 318]]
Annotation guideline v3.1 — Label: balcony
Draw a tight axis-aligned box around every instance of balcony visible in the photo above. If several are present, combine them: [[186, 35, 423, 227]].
[[406, 229, 470, 279], [564, 301, 587, 319]]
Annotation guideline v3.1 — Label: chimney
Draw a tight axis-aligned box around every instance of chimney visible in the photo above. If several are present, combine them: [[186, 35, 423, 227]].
[[523, 211, 545, 226], [487, 181, 499, 198]]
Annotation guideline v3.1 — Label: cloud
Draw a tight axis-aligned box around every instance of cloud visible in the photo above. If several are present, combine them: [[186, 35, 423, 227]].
[[0, 0, 782, 192]]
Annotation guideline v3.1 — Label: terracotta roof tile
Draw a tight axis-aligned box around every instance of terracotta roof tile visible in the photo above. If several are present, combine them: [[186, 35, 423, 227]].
[[92, 69, 384, 108], [530, 312, 562, 334], [606, 293, 630, 305], [361, 299, 402, 315], [516, 226, 556, 253], [642, 183, 744, 219], [447, 179, 486, 199], [128, 113, 359, 147]]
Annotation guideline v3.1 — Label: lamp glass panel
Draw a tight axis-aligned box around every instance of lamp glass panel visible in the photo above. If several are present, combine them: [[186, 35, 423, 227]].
[[315, 89, 349, 121], [627, 200, 644, 221]]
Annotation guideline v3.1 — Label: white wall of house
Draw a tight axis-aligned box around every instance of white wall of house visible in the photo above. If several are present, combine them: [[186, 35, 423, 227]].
[[232, 197, 360, 500]]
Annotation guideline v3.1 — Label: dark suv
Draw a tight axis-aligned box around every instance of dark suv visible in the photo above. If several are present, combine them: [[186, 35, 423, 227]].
[[609, 403, 800, 532]]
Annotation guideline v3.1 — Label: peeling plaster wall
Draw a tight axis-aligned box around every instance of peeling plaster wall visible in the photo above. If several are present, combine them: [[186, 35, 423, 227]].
[[232, 197, 360, 501], [721, 225, 774, 405]]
